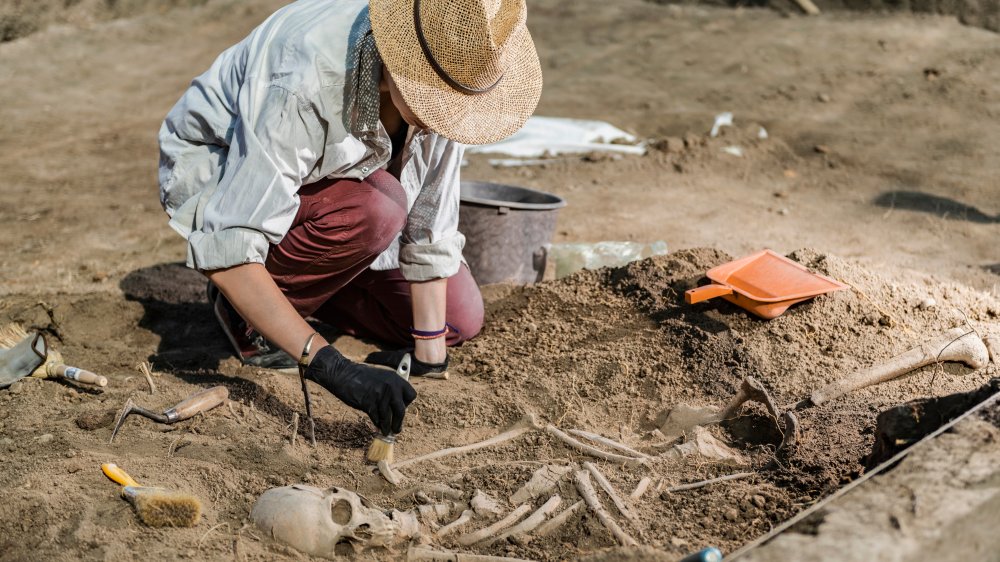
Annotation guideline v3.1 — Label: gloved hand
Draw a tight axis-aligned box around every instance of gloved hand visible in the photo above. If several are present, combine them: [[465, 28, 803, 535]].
[[305, 345, 416, 436], [365, 349, 449, 378]]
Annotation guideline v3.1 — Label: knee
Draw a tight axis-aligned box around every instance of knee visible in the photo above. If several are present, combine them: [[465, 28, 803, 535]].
[[363, 170, 407, 247]]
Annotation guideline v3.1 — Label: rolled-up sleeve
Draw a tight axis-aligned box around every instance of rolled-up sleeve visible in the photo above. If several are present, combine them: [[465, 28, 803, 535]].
[[397, 138, 466, 281], [187, 85, 323, 271]]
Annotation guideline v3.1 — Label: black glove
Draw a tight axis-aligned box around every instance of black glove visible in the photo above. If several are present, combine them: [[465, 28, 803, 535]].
[[365, 349, 449, 378], [305, 346, 416, 436]]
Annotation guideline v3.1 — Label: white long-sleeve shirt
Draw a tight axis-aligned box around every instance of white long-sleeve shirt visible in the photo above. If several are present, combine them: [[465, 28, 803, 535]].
[[158, 0, 465, 281]]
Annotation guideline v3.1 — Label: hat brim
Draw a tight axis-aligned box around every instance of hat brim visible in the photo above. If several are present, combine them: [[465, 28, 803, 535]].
[[369, 0, 542, 146]]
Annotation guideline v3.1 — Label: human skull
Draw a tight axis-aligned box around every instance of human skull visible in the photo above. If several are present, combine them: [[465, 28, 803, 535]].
[[250, 485, 398, 558]]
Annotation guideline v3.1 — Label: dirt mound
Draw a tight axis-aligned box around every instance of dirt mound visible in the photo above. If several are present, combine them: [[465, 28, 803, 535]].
[[2, 248, 996, 560]]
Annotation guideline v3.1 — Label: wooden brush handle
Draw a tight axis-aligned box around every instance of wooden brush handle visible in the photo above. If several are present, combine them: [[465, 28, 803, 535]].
[[164, 386, 229, 423], [102, 463, 141, 488], [49, 364, 108, 387]]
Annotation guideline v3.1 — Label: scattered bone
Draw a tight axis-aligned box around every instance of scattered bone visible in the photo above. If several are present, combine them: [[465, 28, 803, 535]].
[[583, 462, 639, 526], [811, 327, 990, 405], [471, 490, 503, 518], [574, 470, 637, 547], [545, 426, 646, 467], [510, 464, 574, 505], [660, 376, 780, 440], [668, 426, 747, 465], [456, 504, 532, 547], [662, 471, 754, 493], [418, 504, 452, 530], [658, 404, 720, 442], [985, 336, 999, 364], [533, 500, 584, 537], [407, 546, 535, 562], [436, 509, 474, 539], [394, 414, 541, 470], [393, 509, 423, 540], [567, 429, 650, 459], [779, 411, 800, 452], [138, 361, 156, 394], [485, 495, 562, 545], [289, 412, 299, 446], [395, 483, 465, 501], [378, 460, 404, 486], [630, 477, 652, 501]]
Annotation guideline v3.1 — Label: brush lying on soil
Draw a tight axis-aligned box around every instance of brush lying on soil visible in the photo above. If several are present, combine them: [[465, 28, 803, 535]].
[[101, 463, 201, 527], [0, 324, 107, 387]]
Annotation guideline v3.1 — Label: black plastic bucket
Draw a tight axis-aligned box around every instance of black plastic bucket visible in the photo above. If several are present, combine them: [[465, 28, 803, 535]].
[[459, 181, 567, 285]]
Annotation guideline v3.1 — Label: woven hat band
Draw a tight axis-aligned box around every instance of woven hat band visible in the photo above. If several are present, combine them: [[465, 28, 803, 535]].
[[413, 0, 504, 96]]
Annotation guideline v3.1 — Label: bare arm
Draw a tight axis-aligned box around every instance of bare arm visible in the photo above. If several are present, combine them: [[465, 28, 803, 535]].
[[205, 263, 327, 362], [411, 277, 448, 364]]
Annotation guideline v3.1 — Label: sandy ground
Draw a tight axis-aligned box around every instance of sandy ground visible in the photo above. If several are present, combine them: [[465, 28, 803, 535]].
[[1, 0, 999, 560]]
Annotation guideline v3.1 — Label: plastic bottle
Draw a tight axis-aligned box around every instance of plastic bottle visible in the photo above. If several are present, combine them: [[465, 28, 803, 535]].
[[546, 240, 668, 279]]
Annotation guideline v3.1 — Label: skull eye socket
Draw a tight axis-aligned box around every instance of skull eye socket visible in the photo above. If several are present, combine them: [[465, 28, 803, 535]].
[[331, 499, 353, 525]]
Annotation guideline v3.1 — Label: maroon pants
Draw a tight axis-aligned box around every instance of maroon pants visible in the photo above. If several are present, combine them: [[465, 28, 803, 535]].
[[265, 170, 483, 347]]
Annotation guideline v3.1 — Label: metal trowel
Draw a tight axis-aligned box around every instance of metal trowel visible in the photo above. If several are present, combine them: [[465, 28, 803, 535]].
[[109, 386, 229, 443], [0, 332, 46, 389]]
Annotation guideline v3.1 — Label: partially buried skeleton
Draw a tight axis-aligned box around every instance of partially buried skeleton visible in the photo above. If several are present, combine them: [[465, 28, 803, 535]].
[[251, 485, 419, 557]]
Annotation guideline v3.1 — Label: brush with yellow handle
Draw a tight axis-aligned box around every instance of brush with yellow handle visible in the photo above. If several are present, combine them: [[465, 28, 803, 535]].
[[0, 324, 107, 387], [101, 463, 202, 527]]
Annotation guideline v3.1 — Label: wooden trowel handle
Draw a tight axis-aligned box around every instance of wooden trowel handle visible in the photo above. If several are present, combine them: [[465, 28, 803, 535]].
[[685, 283, 734, 304], [164, 386, 229, 423], [49, 364, 108, 387]]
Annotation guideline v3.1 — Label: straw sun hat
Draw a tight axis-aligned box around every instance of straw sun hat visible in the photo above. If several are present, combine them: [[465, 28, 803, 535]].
[[369, 0, 542, 145]]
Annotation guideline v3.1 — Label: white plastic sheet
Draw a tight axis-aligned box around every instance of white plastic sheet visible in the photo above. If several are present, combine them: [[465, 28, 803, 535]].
[[466, 116, 645, 158]]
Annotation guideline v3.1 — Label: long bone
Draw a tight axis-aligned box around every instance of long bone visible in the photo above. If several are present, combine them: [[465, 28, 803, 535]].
[[574, 470, 637, 547], [394, 414, 541, 471], [457, 505, 532, 546], [811, 327, 989, 406], [545, 425, 646, 467], [583, 462, 638, 526], [483, 495, 562, 545], [533, 500, 584, 538], [659, 376, 779, 440], [567, 429, 650, 459], [436, 509, 474, 538]]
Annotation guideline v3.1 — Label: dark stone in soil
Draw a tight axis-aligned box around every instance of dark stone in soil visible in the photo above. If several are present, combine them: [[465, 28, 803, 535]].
[[75, 409, 117, 431], [866, 377, 1000, 468]]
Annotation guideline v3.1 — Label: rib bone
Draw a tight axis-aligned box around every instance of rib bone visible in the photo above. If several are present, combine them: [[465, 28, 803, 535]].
[[484, 495, 562, 545], [583, 462, 638, 526], [457, 504, 532, 547], [435, 509, 474, 539], [533, 500, 584, 537], [567, 429, 650, 459], [510, 464, 573, 505], [574, 470, 637, 547], [546, 426, 646, 467]]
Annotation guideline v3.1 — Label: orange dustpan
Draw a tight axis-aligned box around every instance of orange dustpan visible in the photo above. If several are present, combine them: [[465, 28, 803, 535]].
[[685, 249, 848, 319]]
